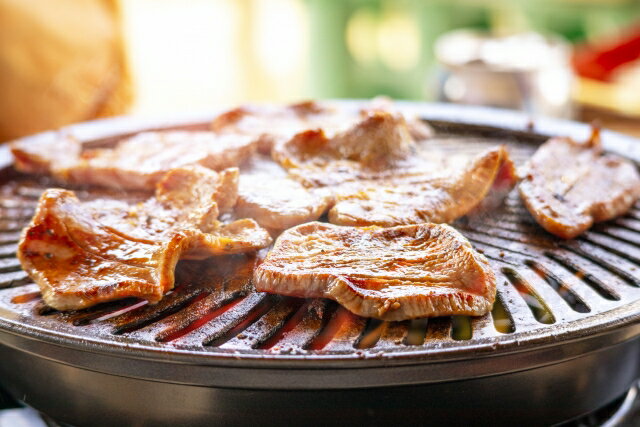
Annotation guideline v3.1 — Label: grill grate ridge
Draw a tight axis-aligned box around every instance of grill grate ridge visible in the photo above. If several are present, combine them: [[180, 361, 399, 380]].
[[221, 297, 304, 349], [560, 242, 640, 288]]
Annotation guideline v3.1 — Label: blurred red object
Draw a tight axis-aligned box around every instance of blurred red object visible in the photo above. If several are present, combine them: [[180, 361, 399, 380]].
[[573, 26, 640, 81]]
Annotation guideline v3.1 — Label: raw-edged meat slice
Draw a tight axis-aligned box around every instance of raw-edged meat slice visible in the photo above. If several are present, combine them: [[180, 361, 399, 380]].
[[12, 131, 258, 191], [519, 135, 640, 239], [329, 146, 516, 227], [254, 222, 496, 320], [18, 166, 272, 310]]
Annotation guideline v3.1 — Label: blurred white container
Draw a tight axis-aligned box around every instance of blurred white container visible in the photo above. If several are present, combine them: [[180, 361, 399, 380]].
[[435, 30, 574, 118]]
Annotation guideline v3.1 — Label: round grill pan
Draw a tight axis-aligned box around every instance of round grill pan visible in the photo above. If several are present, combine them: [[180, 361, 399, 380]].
[[0, 102, 639, 426]]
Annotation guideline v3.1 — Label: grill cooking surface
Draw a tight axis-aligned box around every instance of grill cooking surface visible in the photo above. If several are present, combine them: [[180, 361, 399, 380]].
[[1, 121, 640, 364]]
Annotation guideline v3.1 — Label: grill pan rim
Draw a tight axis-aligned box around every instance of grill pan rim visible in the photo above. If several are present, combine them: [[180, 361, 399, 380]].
[[0, 316, 638, 390], [1, 100, 640, 374]]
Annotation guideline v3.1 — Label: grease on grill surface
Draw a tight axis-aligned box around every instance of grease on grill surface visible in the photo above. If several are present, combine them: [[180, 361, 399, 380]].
[[2, 135, 640, 355]]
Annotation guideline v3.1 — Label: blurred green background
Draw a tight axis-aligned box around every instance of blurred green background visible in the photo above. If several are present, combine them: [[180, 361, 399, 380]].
[[305, 0, 640, 100]]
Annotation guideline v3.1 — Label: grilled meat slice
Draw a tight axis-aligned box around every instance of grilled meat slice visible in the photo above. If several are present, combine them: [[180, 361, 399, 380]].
[[212, 99, 432, 155], [11, 134, 81, 175], [18, 166, 272, 310], [273, 110, 424, 188], [254, 222, 496, 320], [234, 155, 332, 231], [18, 189, 188, 310], [211, 101, 344, 154], [12, 131, 257, 190], [273, 109, 514, 227], [329, 146, 516, 227], [519, 136, 640, 239], [237, 173, 331, 231]]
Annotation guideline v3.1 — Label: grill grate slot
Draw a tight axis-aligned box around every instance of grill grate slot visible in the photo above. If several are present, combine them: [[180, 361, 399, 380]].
[[222, 297, 303, 349], [502, 268, 555, 324], [0, 207, 35, 220], [491, 294, 514, 334], [404, 318, 429, 345], [451, 316, 472, 340], [544, 251, 621, 303], [559, 242, 640, 288], [307, 306, 365, 351], [269, 299, 331, 353], [15, 186, 45, 199], [463, 224, 554, 249], [461, 229, 549, 257], [205, 294, 278, 347], [0, 231, 21, 245], [524, 260, 590, 313], [156, 294, 244, 343], [0, 258, 23, 274], [10, 290, 40, 304], [580, 232, 640, 267], [494, 271, 542, 329], [613, 217, 640, 233], [0, 220, 28, 232], [167, 292, 268, 346], [355, 318, 385, 349], [65, 299, 144, 326], [0, 198, 38, 209], [111, 288, 205, 335], [595, 225, 640, 247], [547, 245, 638, 290]]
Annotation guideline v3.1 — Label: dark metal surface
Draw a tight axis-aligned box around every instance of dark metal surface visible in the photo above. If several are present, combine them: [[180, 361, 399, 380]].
[[0, 102, 639, 426]]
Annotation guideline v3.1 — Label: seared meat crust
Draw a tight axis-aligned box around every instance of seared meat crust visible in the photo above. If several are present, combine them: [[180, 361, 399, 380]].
[[254, 222, 496, 320]]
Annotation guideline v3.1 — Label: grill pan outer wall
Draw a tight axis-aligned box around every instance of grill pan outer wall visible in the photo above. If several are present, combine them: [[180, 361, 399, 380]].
[[0, 335, 638, 426], [0, 103, 640, 426]]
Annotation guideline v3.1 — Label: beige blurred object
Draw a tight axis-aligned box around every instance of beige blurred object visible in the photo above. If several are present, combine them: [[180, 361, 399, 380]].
[[0, 0, 132, 142], [435, 30, 574, 118]]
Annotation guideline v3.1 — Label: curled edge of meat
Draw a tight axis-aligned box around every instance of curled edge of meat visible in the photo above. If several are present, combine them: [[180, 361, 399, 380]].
[[254, 222, 497, 321]]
